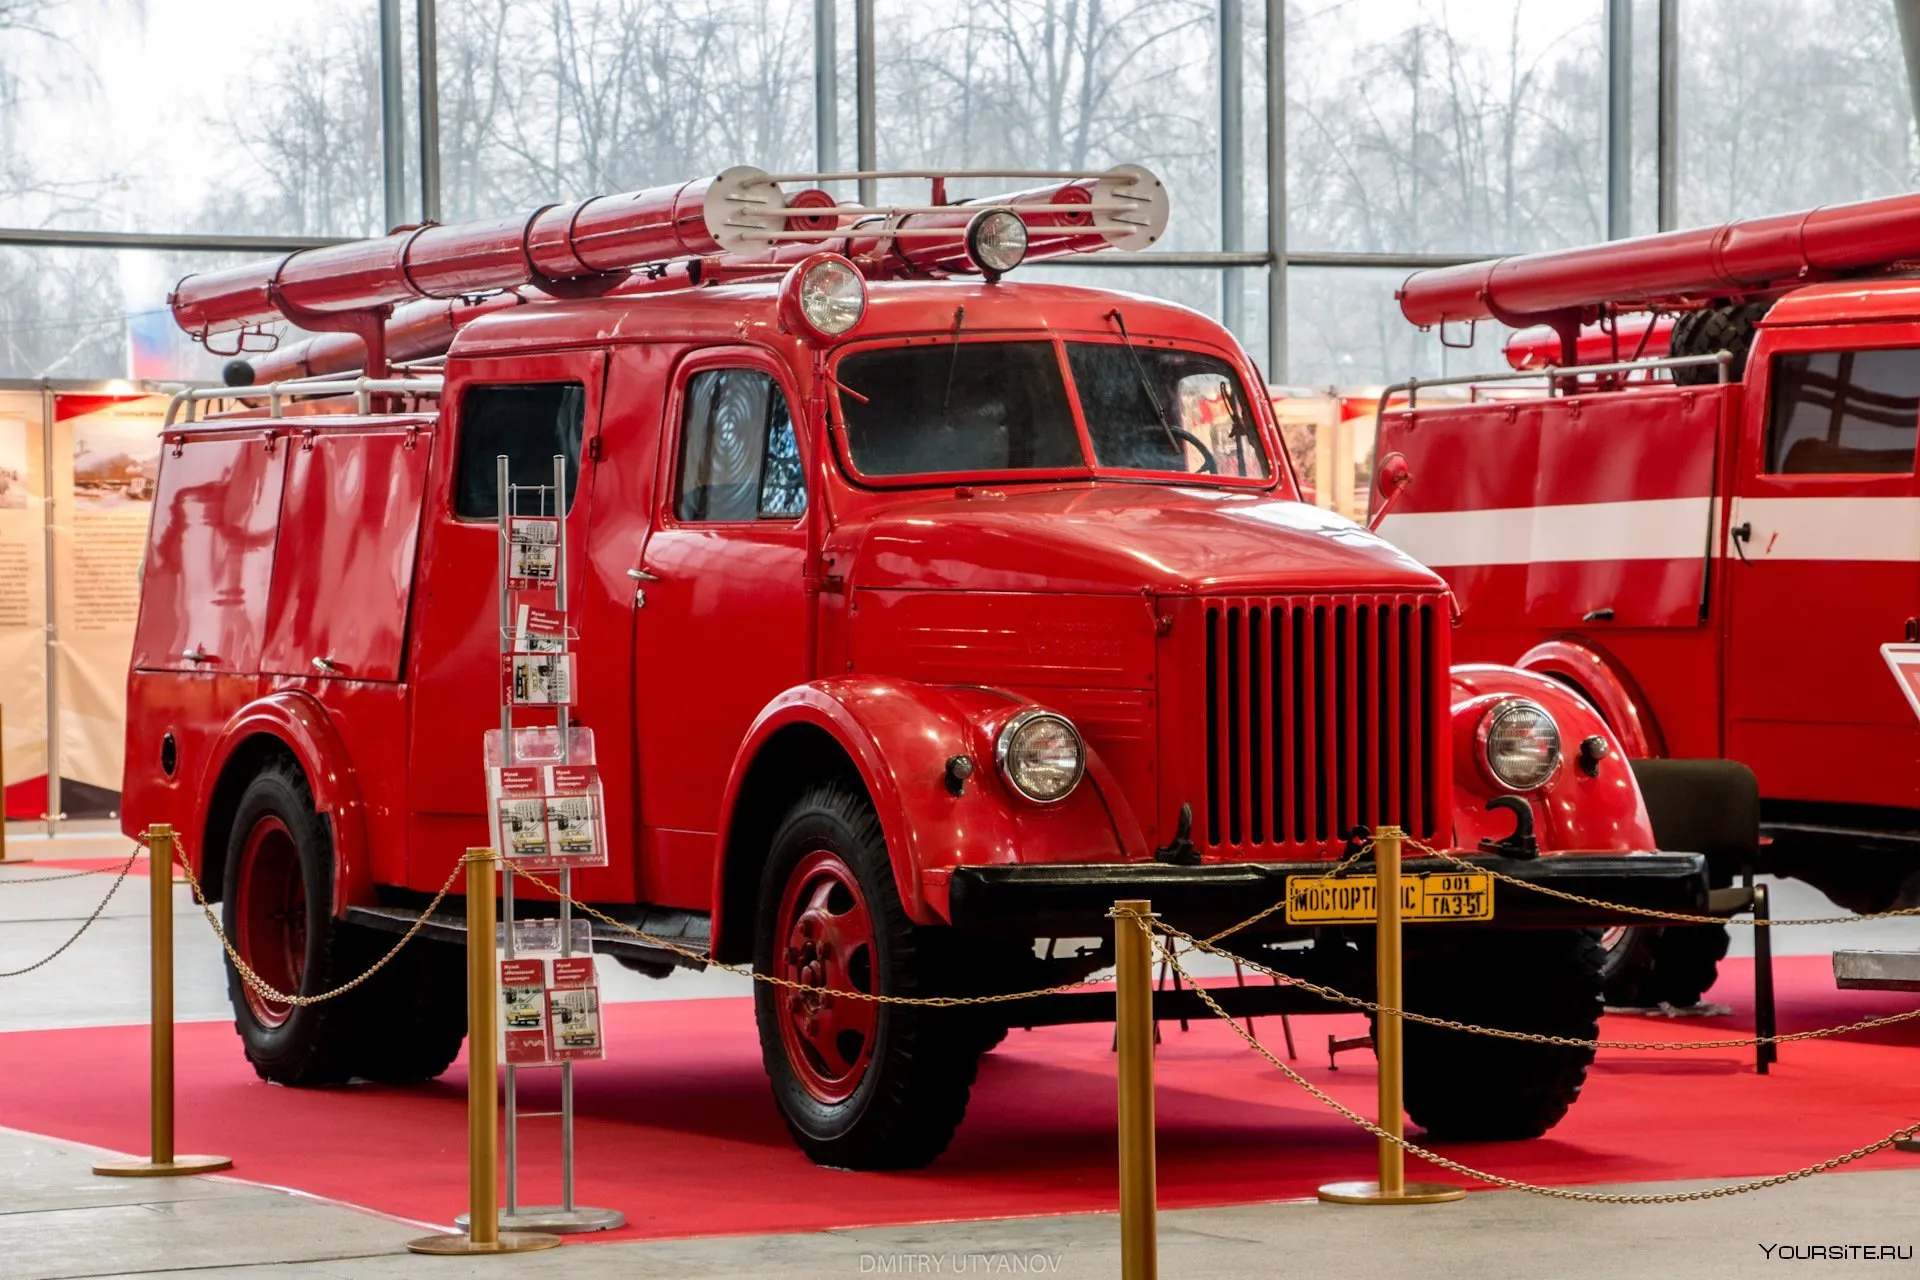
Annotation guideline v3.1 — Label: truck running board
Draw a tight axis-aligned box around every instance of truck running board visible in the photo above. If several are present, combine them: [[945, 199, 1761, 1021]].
[[343, 903, 710, 975]]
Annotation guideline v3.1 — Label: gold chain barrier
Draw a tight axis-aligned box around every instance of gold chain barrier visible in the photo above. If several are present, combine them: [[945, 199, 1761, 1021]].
[[130, 819, 1920, 1233], [93, 825, 232, 1178], [0, 851, 138, 977], [1154, 931, 1920, 1204]]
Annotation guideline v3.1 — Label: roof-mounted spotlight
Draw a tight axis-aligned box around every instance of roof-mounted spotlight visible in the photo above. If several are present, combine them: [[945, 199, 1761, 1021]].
[[779, 251, 867, 342], [965, 208, 1028, 280]]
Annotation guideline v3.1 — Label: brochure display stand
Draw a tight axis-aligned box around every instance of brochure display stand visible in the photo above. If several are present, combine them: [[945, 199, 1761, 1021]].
[[460, 454, 623, 1236]]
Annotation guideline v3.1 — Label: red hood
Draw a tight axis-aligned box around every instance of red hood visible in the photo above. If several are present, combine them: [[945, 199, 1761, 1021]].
[[841, 484, 1446, 595]]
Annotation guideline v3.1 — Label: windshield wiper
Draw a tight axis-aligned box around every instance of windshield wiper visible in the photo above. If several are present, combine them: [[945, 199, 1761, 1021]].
[[1107, 308, 1180, 456], [940, 305, 966, 428]]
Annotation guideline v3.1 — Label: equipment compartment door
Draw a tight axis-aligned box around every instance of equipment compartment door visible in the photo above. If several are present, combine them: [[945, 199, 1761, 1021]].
[[260, 426, 431, 681], [630, 347, 812, 908], [132, 429, 286, 675], [1725, 326, 1920, 810]]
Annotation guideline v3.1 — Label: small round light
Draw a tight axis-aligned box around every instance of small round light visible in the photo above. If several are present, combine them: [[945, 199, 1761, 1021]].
[[995, 709, 1085, 804], [1480, 699, 1562, 791], [797, 256, 865, 336], [965, 208, 1028, 278]]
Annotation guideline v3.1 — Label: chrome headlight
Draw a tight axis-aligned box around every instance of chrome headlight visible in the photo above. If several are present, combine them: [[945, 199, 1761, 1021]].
[[995, 709, 1085, 804], [780, 252, 867, 341], [1479, 699, 1561, 791]]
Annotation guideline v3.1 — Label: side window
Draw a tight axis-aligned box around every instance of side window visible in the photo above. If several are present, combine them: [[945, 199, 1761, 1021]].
[[454, 382, 586, 519], [677, 368, 806, 522], [1766, 349, 1920, 476]]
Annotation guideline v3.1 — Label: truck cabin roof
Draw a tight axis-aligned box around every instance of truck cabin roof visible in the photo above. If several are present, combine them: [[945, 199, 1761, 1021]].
[[445, 278, 1238, 359]]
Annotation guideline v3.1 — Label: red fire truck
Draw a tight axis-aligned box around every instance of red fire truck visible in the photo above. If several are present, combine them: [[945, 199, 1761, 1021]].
[[124, 163, 1709, 1169], [1373, 193, 1920, 1006]]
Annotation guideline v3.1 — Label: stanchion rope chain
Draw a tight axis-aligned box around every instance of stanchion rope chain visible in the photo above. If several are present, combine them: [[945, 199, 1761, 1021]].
[[1406, 834, 1920, 926], [0, 862, 133, 885], [1147, 919, 1920, 1204], [172, 835, 475, 1008], [0, 849, 139, 977], [508, 863, 1113, 1007], [1154, 917, 1920, 1051]]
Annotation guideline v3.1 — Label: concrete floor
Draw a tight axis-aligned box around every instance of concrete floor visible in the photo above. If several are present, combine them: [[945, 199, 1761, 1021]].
[[4, 826, 1920, 1278]]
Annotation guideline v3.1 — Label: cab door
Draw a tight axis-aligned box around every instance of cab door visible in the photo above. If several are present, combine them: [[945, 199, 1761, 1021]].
[[1724, 326, 1920, 810], [629, 347, 812, 908], [406, 350, 606, 891]]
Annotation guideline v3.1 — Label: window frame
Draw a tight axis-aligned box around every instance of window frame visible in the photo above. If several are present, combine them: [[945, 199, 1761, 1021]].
[[660, 345, 811, 530], [444, 349, 605, 527], [1745, 322, 1920, 495], [827, 328, 1288, 495]]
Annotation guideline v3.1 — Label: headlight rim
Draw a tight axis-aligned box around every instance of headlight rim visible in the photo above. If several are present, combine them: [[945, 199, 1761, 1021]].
[[964, 206, 1029, 278], [993, 707, 1086, 805], [1477, 697, 1562, 792], [778, 250, 868, 342]]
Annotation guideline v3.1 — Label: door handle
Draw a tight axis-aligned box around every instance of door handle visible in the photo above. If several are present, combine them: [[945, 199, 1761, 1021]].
[[311, 655, 339, 674], [626, 567, 659, 582], [182, 646, 212, 664], [1730, 521, 1753, 565]]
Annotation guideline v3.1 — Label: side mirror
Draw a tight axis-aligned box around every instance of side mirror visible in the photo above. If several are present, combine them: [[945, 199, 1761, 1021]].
[[1367, 452, 1413, 533]]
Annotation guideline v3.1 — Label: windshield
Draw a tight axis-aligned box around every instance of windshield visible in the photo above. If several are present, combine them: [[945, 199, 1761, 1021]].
[[838, 340, 1082, 477], [836, 337, 1271, 483], [1066, 342, 1269, 479]]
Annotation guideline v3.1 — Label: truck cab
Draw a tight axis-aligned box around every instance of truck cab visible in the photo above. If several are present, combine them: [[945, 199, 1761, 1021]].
[[123, 163, 1707, 1169]]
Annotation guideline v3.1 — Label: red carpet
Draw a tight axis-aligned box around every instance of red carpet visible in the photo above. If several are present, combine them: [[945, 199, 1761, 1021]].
[[1, 956, 1915, 1241]]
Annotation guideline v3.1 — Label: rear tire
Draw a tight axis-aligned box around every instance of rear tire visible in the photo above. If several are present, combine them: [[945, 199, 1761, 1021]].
[[1599, 922, 1730, 1009], [352, 937, 467, 1084], [753, 783, 983, 1170], [220, 760, 372, 1086], [1396, 930, 1603, 1141]]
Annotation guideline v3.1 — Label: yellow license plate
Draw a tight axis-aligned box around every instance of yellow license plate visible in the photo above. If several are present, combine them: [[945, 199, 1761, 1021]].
[[1283, 870, 1495, 924]]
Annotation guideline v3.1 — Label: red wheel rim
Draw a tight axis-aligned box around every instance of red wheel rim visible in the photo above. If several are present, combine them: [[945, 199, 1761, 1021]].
[[773, 849, 879, 1105], [235, 814, 305, 1028]]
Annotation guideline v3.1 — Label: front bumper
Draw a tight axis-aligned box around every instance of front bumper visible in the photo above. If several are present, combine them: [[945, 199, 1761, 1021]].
[[946, 851, 1710, 938]]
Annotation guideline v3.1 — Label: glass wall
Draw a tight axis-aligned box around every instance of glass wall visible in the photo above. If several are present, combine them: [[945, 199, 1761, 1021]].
[[0, 1, 1914, 385]]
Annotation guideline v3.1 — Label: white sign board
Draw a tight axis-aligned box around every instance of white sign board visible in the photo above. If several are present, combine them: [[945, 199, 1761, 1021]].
[[1880, 644, 1920, 723]]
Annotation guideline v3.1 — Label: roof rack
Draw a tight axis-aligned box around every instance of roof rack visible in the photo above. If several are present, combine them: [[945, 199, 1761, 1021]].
[[165, 375, 443, 427]]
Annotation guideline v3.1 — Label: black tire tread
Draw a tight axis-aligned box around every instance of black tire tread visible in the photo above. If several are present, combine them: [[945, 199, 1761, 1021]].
[[1397, 930, 1604, 1141], [1600, 923, 1730, 1009], [753, 783, 983, 1170], [220, 758, 368, 1087]]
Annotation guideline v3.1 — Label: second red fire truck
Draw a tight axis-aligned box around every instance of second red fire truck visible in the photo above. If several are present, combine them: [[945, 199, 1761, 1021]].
[[1375, 193, 1920, 1004]]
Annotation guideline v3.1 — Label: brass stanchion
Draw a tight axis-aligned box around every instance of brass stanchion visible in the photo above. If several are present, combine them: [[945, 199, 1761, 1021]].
[[1114, 899, 1158, 1280], [95, 825, 231, 1177], [410, 851, 560, 1255], [1318, 826, 1463, 1206]]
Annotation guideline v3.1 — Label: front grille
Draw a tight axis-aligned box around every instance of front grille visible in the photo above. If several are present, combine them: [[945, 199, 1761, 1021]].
[[1202, 595, 1444, 851]]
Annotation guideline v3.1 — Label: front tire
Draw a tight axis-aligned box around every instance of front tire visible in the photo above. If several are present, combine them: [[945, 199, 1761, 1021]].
[[752, 784, 983, 1170], [1396, 930, 1603, 1141]]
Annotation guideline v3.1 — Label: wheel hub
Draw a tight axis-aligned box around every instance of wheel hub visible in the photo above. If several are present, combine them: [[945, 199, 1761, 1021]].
[[773, 849, 878, 1105], [235, 814, 306, 1029]]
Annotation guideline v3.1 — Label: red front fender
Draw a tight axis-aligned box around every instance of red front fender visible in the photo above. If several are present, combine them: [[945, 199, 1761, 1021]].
[[204, 691, 373, 913], [711, 677, 1138, 959], [1449, 664, 1656, 854]]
